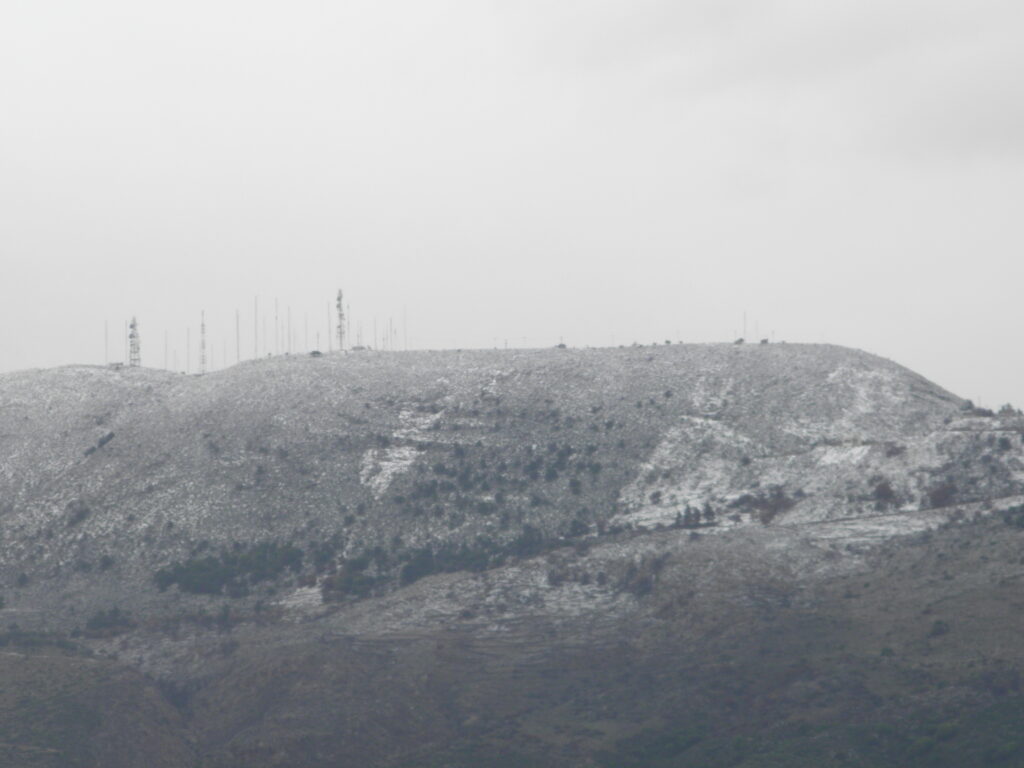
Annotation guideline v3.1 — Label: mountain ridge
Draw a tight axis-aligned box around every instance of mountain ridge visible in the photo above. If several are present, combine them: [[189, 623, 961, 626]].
[[2, 343, 1023, 767]]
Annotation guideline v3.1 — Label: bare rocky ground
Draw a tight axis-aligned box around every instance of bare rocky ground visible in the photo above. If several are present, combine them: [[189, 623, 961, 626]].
[[1, 343, 1024, 767]]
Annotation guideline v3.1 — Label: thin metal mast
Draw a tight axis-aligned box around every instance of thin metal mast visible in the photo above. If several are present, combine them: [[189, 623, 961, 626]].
[[199, 311, 207, 374], [336, 289, 345, 351]]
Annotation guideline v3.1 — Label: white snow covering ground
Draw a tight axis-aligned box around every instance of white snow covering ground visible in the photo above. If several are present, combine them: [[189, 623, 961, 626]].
[[359, 409, 441, 497], [817, 445, 871, 466]]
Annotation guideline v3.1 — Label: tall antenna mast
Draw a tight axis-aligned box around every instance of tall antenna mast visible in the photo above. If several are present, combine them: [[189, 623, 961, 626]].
[[253, 297, 259, 359], [199, 311, 207, 374], [235, 309, 240, 364], [336, 289, 345, 351], [128, 317, 141, 367]]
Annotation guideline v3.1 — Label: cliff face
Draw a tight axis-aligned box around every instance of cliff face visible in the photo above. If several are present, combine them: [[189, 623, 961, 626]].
[[2, 344, 1024, 767]]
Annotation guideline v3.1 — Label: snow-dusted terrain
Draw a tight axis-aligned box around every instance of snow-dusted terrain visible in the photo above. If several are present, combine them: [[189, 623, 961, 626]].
[[2, 343, 1023, 768]]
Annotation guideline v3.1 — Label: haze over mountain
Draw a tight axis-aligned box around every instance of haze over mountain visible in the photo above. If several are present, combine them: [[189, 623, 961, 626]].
[[2, 343, 1024, 766], [3, 0, 1023, 408]]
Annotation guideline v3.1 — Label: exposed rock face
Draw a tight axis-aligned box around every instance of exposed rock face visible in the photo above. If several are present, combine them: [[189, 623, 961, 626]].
[[2, 344, 1023, 767]]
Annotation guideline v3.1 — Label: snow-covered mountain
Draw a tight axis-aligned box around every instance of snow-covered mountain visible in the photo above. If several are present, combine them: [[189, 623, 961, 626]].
[[2, 343, 1023, 767]]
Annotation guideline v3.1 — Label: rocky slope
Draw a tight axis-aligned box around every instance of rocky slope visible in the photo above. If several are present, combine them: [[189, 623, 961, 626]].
[[1, 343, 1023, 767]]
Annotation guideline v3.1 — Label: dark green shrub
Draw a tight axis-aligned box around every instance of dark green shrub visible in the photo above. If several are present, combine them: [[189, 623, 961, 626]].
[[873, 479, 897, 507], [928, 482, 957, 508], [1003, 505, 1024, 528], [322, 566, 379, 600], [568, 518, 589, 537], [729, 487, 797, 524], [155, 541, 304, 596], [66, 502, 91, 527], [83, 607, 136, 638], [400, 549, 436, 585], [509, 524, 544, 558]]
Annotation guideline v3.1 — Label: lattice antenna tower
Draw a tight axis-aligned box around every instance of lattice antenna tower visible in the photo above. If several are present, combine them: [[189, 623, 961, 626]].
[[128, 316, 141, 367], [336, 289, 345, 351], [200, 310, 207, 374]]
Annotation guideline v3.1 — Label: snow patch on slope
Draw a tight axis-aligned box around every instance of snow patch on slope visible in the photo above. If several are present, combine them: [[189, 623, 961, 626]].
[[817, 445, 871, 466], [359, 409, 440, 497], [615, 416, 760, 529], [830, 366, 904, 430]]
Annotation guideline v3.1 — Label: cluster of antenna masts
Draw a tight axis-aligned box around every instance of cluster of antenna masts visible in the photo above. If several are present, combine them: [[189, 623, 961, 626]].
[[110, 289, 407, 373]]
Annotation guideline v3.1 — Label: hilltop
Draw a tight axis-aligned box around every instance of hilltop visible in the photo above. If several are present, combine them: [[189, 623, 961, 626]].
[[1, 343, 1024, 767]]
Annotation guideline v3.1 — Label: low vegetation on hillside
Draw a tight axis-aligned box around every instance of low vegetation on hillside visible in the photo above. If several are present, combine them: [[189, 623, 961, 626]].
[[1, 345, 1023, 767]]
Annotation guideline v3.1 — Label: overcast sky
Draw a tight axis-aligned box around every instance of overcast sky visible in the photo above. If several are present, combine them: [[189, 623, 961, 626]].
[[1, 0, 1022, 406]]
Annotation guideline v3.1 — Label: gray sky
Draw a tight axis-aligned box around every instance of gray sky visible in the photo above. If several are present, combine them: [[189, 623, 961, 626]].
[[2, 0, 1022, 407]]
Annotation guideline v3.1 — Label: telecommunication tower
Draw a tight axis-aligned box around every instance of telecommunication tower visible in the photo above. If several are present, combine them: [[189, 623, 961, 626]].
[[128, 317, 141, 367], [200, 311, 207, 374], [336, 289, 345, 351]]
